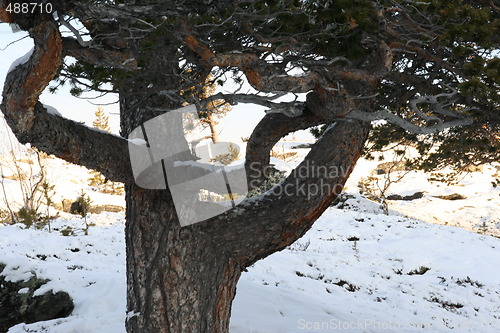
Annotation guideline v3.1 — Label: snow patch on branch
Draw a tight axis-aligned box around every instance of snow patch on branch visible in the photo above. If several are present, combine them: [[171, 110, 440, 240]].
[[7, 47, 34, 74], [127, 138, 147, 146], [43, 104, 62, 117]]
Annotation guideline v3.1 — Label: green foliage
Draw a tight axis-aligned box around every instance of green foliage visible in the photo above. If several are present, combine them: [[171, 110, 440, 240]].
[[16, 207, 39, 229], [236, 0, 378, 59], [309, 125, 327, 139], [76, 190, 92, 218], [60, 226, 76, 237], [44, 0, 498, 181], [51, 61, 127, 97], [41, 181, 55, 208], [76, 190, 92, 235]]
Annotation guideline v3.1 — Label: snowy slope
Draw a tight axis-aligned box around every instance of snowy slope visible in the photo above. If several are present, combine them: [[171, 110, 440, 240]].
[[0, 136, 499, 332], [1, 200, 499, 333], [232, 202, 500, 333]]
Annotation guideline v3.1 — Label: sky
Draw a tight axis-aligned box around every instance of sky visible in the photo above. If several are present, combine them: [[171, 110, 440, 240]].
[[0, 23, 313, 144]]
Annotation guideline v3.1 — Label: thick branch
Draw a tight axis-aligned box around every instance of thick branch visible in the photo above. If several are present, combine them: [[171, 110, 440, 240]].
[[182, 32, 320, 93], [345, 109, 473, 134], [62, 37, 138, 70], [1, 13, 132, 183], [204, 119, 370, 266], [199, 92, 305, 117], [21, 103, 133, 183]]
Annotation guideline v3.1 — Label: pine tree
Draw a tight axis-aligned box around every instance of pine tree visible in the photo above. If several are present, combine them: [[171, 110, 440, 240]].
[[184, 73, 232, 143], [88, 107, 123, 195], [93, 106, 111, 132], [2, 1, 498, 331]]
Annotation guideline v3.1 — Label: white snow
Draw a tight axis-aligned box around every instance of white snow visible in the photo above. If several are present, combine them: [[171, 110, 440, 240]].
[[43, 104, 63, 117], [126, 138, 147, 146], [0, 140, 499, 333], [7, 47, 34, 74]]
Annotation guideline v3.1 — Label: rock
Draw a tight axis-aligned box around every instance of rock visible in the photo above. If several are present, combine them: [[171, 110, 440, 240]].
[[53, 199, 73, 213], [386, 192, 424, 201], [89, 205, 125, 214], [434, 193, 467, 200], [375, 161, 407, 175], [61, 199, 73, 213], [70, 201, 84, 215], [0, 264, 74, 333], [55, 200, 124, 214]]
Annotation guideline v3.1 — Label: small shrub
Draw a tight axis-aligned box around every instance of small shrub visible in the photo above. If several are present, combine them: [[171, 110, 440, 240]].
[[16, 207, 40, 229], [60, 226, 75, 237], [75, 191, 92, 217], [75, 190, 92, 235]]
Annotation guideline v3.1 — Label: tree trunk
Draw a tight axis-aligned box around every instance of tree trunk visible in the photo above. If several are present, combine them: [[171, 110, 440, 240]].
[[119, 69, 240, 331], [207, 113, 220, 143], [125, 185, 241, 333]]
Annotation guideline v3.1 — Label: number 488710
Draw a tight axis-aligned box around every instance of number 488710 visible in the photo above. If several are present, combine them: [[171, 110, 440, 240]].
[[6, 2, 53, 14]]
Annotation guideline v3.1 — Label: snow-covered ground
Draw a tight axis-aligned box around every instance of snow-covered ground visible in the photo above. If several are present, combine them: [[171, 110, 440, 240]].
[[1, 128, 499, 332], [1, 197, 499, 333]]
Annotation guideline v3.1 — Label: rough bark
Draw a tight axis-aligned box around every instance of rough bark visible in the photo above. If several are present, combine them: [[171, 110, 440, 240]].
[[119, 76, 244, 331], [125, 185, 241, 332]]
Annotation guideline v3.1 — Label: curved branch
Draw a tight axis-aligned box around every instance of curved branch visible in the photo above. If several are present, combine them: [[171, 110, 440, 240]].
[[1, 14, 132, 183], [199, 92, 305, 117], [245, 111, 326, 190], [56, 13, 88, 47], [203, 119, 370, 267], [181, 29, 320, 93], [345, 109, 473, 134]]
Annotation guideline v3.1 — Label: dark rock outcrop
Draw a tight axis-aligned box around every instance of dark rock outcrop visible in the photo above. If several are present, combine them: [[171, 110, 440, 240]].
[[70, 200, 84, 215], [375, 161, 408, 175], [386, 191, 424, 201], [433, 193, 467, 200], [0, 264, 74, 333]]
